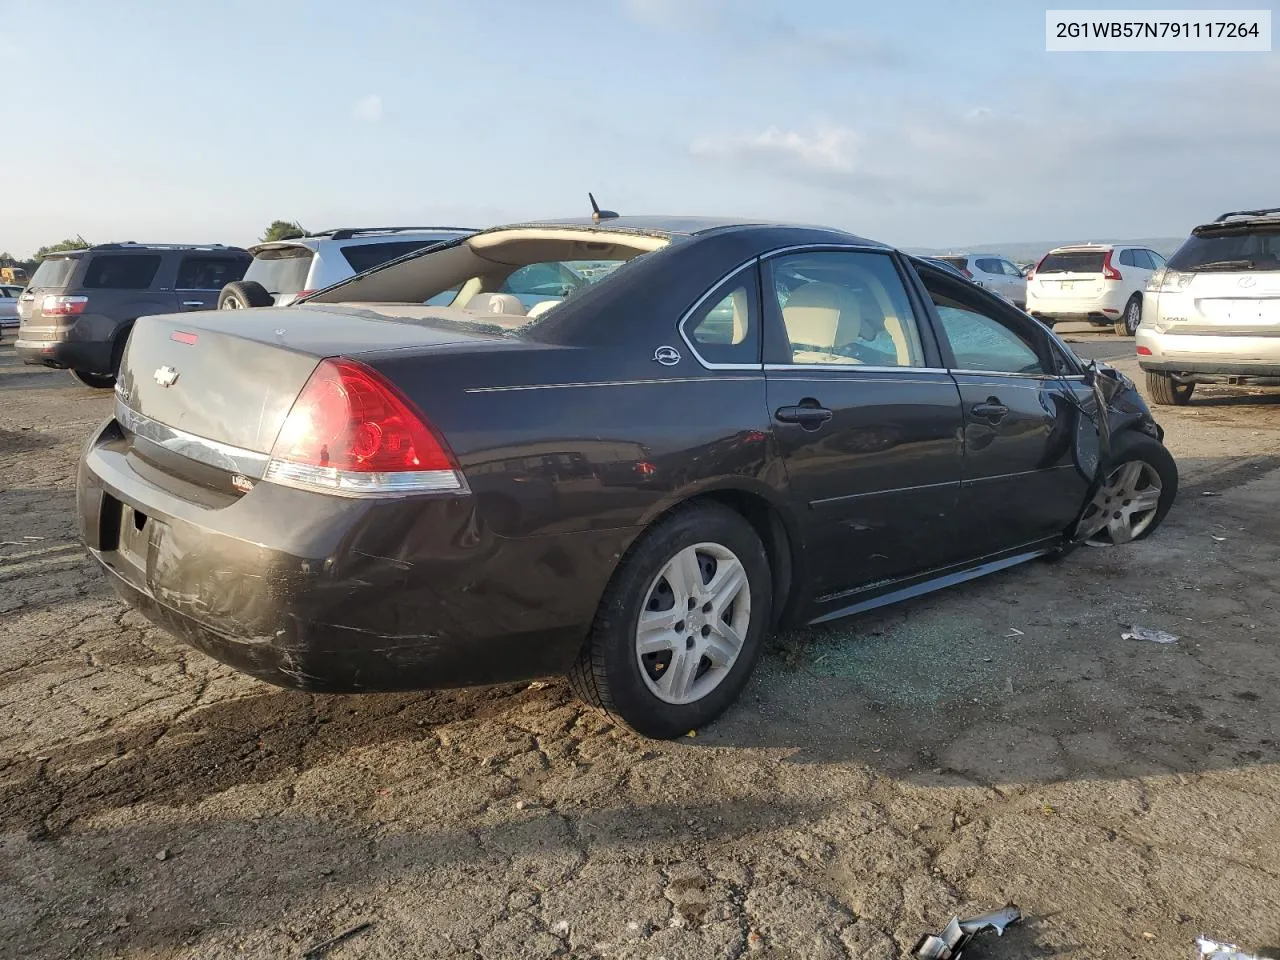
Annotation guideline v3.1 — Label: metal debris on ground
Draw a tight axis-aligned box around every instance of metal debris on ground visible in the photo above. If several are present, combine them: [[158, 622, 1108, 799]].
[[1201, 491, 1219, 497], [301, 922, 373, 959], [1212, 535, 1228, 542], [1122, 625, 1179, 645], [911, 905, 1021, 959], [1005, 628, 1025, 638], [1196, 935, 1266, 959]]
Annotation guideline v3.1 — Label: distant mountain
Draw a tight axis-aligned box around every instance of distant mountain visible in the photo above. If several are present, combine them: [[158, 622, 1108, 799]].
[[905, 237, 1186, 263]]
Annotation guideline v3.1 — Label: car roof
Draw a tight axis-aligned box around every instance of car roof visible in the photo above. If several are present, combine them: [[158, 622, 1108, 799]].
[[470, 215, 886, 247], [250, 228, 473, 256], [1048, 243, 1115, 252]]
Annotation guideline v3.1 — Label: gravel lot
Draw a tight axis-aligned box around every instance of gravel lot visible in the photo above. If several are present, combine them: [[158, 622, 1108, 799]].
[[2, 336, 1279, 960]]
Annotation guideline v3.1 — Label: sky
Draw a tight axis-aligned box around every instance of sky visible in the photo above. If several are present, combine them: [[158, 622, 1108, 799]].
[[4, 0, 1278, 256]]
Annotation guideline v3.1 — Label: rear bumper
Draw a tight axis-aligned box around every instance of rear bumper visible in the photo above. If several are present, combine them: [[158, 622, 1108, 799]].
[[1136, 326, 1280, 379], [1026, 287, 1127, 322], [15, 336, 113, 371], [77, 417, 632, 692]]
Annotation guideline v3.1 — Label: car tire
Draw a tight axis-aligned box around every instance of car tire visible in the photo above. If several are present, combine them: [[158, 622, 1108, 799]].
[[1116, 295, 1142, 336], [1076, 431, 1178, 546], [568, 501, 772, 739], [69, 369, 117, 389], [219, 280, 273, 310], [1145, 371, 1194, 406]]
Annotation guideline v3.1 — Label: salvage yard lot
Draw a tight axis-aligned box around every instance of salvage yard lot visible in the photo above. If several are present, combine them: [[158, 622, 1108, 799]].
[[1, 340, 1279, 960]]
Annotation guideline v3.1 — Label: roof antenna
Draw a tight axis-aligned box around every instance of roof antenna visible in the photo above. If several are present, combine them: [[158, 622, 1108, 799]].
[[589, 192, 618, 223]]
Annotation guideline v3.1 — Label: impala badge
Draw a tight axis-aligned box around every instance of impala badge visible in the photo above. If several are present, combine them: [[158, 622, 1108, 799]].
[[1238, 276, 1257, 288], [153, 365, 179, 387], [653, 345, 681, 366]]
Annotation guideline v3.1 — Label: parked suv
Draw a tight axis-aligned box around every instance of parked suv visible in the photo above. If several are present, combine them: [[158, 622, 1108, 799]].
[[1137, 208, 1280, 405], [935, 254, 1027, 307], [15, 243, 249, 387], [219, 227, 474, 309], [0, 284, 22, 340], [1026, 243, 1165, 335]]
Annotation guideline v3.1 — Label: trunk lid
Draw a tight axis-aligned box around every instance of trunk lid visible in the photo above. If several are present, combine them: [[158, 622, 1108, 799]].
[[117, 305, 506, 457], [1030, 250, 1106, 298], [1176, 269, 1280, 332]]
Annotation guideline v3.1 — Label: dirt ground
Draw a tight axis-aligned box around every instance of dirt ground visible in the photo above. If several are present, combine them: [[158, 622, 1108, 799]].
[[2, 337, 1279, 960]]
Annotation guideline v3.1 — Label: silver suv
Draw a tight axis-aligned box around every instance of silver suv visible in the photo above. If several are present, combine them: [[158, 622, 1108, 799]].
[[218, 226, 474, 309], [1137, 208, 1280, 404]]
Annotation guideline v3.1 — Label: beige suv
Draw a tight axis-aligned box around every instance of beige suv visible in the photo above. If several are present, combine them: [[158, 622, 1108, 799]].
[[1137, 208, 1280, 405]]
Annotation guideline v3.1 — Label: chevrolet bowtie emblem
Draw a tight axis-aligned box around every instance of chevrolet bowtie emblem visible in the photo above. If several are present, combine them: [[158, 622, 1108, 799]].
[[153, 365, 179, 387]]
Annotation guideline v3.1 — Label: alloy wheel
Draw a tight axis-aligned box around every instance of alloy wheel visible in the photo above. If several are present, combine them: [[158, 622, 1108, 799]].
[[635, 542, 751, 705], [1077, 460, 1163, 545]]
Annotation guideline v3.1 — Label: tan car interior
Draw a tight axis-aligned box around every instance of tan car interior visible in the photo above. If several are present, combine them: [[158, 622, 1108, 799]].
[[782, 269, 923, 367]]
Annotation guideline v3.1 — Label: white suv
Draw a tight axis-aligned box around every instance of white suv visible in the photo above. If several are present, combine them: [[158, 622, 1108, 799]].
[[218, 226, 473, 309], [1026, 243, 1165, 335], [935, 254, 1026, 308], [1137, 208, 1280, 405]]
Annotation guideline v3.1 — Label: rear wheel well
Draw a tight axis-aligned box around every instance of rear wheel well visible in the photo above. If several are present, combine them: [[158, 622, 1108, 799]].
[[675, 489, 799, 629]]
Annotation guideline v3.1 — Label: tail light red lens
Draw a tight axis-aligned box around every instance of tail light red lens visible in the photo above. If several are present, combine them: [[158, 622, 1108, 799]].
[[41, 295, 88, 317], [960, 267, 973, 279], [1136, 345, 1153, 356], [1027, 255, 1047, 281], [265, 358, 464, 496], [1102, 250, 1122, 281]]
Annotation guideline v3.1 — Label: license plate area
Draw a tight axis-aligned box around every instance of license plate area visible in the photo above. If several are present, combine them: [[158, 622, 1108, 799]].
[[101, 493, 152, 570]]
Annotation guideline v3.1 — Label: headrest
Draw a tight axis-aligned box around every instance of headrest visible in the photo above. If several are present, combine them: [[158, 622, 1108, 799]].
[[467, 292, 527, 317]]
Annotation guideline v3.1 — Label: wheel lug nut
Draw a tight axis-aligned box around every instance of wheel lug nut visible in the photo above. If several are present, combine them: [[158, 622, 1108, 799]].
[[701, 625, 711, 637], [687, 598, 696, 610], [686, 636, 695, 650], [674, 621, 685, 633], [702, 602, 712, 613]]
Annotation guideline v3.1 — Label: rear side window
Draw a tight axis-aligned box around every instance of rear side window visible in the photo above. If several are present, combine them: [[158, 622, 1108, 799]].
[[1118, 249, 1137, 267], [1167, 228, 1280, 271], [243, 248, 314, 296], [683, 269, 760, 365], [176, 256, 249, 290], [81, 255, 162, 290], [1037, 251, 1105, 274], [340, 240, 444, 274], [29, 257, 78, 289], [769, 250, 926, 368]]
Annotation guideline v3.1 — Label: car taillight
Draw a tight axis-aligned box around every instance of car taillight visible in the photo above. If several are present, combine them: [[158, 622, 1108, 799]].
[[41, 295, 88, 317], [264, 358, 465, 496], [1102, 250, 1122, 281], [293, 289, 316, 301], [1136, 345, 1152, 356], [1027, 255, 1047, 281], [960, 267, 973, 279]]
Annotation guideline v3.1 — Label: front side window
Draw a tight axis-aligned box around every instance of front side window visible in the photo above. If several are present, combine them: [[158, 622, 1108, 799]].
[[975, 257, 1002, 275], [769, 251, 925, 368], [682, 270, 759, 365], [922, 277, 1046, 375], [81, 255, 162, 290]]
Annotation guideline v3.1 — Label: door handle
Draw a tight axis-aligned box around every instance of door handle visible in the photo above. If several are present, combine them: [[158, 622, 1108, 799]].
[[971, 398, 1009, 422], [775, 400, 833, 429]]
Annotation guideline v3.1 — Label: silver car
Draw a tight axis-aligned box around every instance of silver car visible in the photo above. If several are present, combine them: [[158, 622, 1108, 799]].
[[934, 254, 1027, 308], [0, 283, 22, 339], [218, 226, 474, 309], [1137, 208, 1280, 404]]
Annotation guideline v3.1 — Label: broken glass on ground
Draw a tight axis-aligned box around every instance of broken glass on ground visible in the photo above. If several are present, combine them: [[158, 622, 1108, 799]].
[[911, 905, 1021, 959]]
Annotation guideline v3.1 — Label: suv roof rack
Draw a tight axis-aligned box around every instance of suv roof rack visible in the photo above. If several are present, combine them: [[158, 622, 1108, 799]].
[[89, 242, 247, 252], [1213, 207, 1280, 222], [307, 226, 475, 241]]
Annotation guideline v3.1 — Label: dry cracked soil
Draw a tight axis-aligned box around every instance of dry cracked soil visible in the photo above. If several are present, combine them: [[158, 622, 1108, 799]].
[[1, 338, 1278, 960]]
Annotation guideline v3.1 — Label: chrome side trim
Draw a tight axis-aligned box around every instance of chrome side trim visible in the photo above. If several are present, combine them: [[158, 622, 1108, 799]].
[[760, 242, 893, 260], [766, 376, 955, 386], [811, 478, 960, 506], [764, 363, 950, 374], [116, 399, 270, 479], [676, 257, 763, 372], [465, 376, 762, 394], [961, 464, 1077, 486], [949, 369, 1056, 379]]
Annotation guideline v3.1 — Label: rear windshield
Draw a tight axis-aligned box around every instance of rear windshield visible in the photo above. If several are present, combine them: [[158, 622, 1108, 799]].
[[244, 247, 314, 296], [1037, 251, 1105, 274], [340, 239, 453, 274], [28, 257, 78, 289], [82, 254, 162, 290], [1168, 227, 1280, 272]]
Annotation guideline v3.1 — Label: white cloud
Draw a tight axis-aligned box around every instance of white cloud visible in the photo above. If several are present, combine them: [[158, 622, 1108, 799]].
[[692, 126, 860, 175], [351, 94, 383, 123], [688, 59, 1280, 243]]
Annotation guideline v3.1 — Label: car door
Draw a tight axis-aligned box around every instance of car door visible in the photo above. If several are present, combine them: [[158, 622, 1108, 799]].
[[1000, 259, 1027, 305], [174, 254, 250, 311], [913, 269, 1090, 559], [762, 247, 966, 602]]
